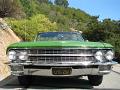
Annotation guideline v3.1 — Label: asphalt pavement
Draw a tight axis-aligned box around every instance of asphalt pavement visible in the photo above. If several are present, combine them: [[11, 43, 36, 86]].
[[0, 64, 120, 90]]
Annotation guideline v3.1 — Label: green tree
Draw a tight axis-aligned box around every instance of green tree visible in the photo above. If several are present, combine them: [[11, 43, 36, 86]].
[[7, 14, 57, 41], [20, 0, 40, 17], [54, 0, 69, 8], [37, 0, 49, 3]]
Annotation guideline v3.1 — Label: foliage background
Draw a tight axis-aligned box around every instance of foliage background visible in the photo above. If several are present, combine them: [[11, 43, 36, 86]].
[[0, 0, 119, 61]]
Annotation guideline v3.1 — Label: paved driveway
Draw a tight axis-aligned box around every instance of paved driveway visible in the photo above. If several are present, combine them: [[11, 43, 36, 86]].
[[0, 65, 120, 90]]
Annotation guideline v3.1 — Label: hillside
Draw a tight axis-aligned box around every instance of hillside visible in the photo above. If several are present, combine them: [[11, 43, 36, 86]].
[[19, 0, 91, 31], [0, 18, 21, 80]]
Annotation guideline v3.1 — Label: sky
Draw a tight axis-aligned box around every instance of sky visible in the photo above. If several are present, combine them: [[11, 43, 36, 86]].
[[68, 0, 120, 21]]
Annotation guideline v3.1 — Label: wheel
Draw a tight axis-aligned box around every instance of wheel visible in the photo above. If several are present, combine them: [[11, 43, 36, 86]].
[[18, 75, 32, 87], [88, 75, 103, 86]]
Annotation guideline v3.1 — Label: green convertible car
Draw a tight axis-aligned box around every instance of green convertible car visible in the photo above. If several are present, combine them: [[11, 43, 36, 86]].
[[7, 32, 117, 86]]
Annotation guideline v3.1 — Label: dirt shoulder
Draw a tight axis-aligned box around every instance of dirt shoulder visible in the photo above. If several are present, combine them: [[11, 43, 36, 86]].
[[0, 18, 21, 80]]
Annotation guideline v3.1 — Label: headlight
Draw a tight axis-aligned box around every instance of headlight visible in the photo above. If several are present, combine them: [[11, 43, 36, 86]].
[[94, 51, 103, 62], [19, 51, 28, 60], [105, 51, 114, 61], [8, 51, 16, 61]]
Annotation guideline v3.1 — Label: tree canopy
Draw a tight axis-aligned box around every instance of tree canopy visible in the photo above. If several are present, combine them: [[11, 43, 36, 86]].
[[54, 0, 69, 8]]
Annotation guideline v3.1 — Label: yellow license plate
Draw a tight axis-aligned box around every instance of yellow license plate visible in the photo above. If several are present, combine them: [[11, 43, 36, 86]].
[[52, 67, 72, 75]]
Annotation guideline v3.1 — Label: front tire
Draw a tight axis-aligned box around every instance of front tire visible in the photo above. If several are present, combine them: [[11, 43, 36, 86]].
[[18, 75, 32, 87], [88, 75, 103, 86]]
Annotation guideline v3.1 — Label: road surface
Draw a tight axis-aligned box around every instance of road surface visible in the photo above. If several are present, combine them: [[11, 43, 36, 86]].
[[0, 70, 120, 90]]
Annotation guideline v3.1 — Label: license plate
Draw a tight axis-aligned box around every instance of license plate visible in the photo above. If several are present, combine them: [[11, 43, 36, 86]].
[[52, 67, 72, 75]]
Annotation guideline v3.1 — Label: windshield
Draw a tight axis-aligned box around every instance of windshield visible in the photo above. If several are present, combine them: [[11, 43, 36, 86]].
[[36, 32, 84, 41]]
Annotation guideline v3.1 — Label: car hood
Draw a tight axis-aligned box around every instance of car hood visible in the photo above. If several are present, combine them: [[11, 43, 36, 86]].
[[8, 41, 113, 49]]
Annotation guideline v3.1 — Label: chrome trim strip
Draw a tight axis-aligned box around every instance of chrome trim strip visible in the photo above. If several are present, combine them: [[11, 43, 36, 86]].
[[28, 54, 94, 57], [9, 48, 112, 50], [99, 71, 111, 74], [9, 61, 118, 66]]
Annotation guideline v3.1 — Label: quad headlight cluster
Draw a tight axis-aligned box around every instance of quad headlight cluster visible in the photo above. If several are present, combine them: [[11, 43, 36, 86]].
[[8, 50, 28, 61], [94, 50, 114, 62]]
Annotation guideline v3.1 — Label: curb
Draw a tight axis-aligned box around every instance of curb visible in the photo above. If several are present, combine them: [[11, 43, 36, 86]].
[[112, 64, 120, 74]]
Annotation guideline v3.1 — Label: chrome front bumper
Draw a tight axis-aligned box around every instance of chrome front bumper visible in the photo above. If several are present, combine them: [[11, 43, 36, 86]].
[[9, 61, 117, 76]]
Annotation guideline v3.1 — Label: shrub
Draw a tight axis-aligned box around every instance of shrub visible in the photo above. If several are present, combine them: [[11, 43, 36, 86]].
[[6, 14, 57, 41]]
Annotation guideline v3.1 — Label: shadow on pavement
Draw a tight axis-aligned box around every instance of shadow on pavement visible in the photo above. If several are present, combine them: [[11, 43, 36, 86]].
[[0, 75, 24, 89], [30, 76, 93, 89], [0, 75, 93, 89]]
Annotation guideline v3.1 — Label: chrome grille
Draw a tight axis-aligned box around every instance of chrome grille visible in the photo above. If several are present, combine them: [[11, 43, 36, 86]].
[[29, 56, 95, 63], [28, 49, 95, 54], [27, 48, 97, 64]]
